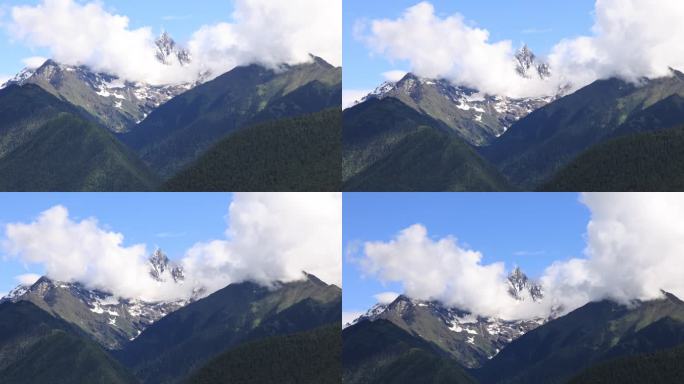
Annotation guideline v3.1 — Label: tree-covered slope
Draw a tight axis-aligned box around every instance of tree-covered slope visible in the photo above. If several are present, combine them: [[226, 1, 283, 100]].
[[567, 342, 684, 384], [541, 125, 684, 191], [0, 301, 138, 384], [477, 293, 684, 384], [0, 84, 157, 191], [122, 58, 341, 178], [0, 113, 158, 191], [343, 320, 476, 384], [164, 108, 341, 192], [483, 71, 684, 189], [185, 325, 341, 384], [343, 97, 510, 192], [118, 275, 341, 384]]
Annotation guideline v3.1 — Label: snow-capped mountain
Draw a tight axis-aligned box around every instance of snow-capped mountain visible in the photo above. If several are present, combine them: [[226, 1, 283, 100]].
[[515, 44, 551, 79], [155, 31, 191, 66], [1, 33, 195, 133], [357, 46, 556, 146], [346, 269, 548, 368], [507, 266, 544, 302], [1, 249, 194, 350]]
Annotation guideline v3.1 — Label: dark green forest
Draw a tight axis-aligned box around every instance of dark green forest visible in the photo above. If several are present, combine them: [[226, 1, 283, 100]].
[[164, 109, 341, 192]]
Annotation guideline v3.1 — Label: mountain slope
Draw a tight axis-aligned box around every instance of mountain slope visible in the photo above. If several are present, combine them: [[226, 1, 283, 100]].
[[0, 301, 138, 384], [118, 275, 341, 384], [541, 125, 684, 191], [0, 84, 158, 191], [484, 71, 684, 189], [343, 97, 510, 192], [164, 108, 341, 192], [343, 319, 476, 384], [3, 36, 193, 133], [1, 250, 190, 350], [360, 46, 553, 146], [185, 325, 341, 384], [478, 292, 684, 384], [347, 269, 544, 369], [122, 57, 341, 178], [567, 342, 684, 384]]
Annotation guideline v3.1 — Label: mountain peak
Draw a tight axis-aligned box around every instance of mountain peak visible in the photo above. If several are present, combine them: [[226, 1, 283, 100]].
[[155, 32, 191, 66], [515, 45, 551, 80], [148, 249, 184, 282], [507, 267, 543, 302]]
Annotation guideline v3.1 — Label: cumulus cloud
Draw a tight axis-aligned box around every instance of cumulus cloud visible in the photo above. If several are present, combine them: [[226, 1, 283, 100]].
[[548, 0, 684, 88], [6, 0, 341, 85], [360, 0, 684, 97], [181, 192, 342, 294], [2, 205, 184, 301], [541, 193, 684, 312], [358, 224, 546, 319], [360, 2, 552, 98], [15, 273, 40, 286], [2, 193, 341, 302], [355, 193, 684, 320]]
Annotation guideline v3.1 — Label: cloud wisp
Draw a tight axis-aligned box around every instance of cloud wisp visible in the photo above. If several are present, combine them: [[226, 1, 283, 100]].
[[359, 0, 684, 97], [6, 0, 341, 85], [355, 193, 684, 320], [2, 193, 342, 302]]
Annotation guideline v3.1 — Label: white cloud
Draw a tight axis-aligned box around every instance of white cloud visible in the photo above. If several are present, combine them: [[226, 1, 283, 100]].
[[360, 0, 684, 98], [342, 89, 371, 109], [7, 0, 341, 85], [2, 205, 182, 301], [21, 56, 47, 69], [342, 310, 364, 326], [15, 273, 40, 286], [360, 2, 552, 98], [374, 291, 400, 304], [548, 0, 684, 89], [358, 224, 546, 319], [181, 192, 342, 294], [356, 193, 684, 320], [2, 193, 341, 302], [0, 292, 6, 299], [382, 70, 408, 82], [541, 193, 684, 312]]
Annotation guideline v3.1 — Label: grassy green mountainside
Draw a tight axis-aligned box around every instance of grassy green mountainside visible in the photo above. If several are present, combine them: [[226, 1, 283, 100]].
[[164, 108, 341, 192], [541, 125, 684, 191], [118, 275, 341, 384], [122, 58, 341, 178], [477, 293, 684, 384], [567, 342, 684, 384], [343, 98, 510, 191], [0, 301, 138, 384], [483, 71, 684, 189], [185, 325, 341, 384], [0, 85, 157, 191], [343, 320, 476, 384]]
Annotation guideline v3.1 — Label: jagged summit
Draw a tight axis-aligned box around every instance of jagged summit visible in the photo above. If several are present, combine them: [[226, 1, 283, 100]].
[[507, 267, 544, 302], [515, 44, 551, 79], [155, 31, 191, 66], [149, 249, 184, 283]]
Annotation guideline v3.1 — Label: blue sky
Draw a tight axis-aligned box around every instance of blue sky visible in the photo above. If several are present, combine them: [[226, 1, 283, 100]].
[[344, 0, 595, 91], [343, 192, 590, 317], [0, 0, 235, 79], [0, 193, 233, 295]]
